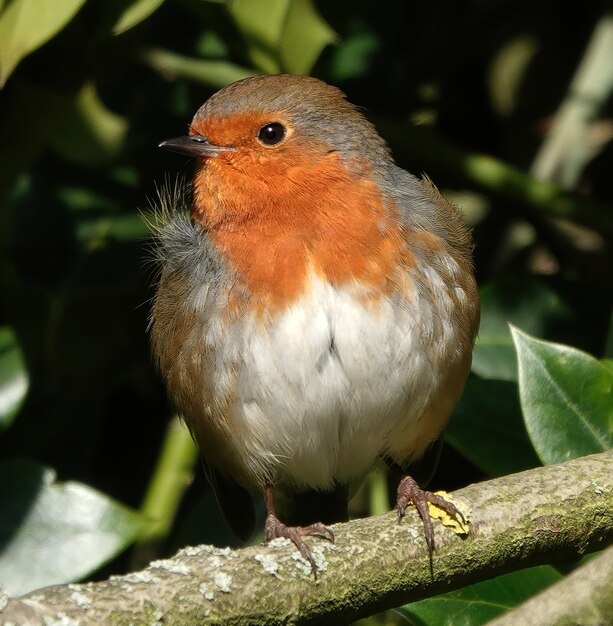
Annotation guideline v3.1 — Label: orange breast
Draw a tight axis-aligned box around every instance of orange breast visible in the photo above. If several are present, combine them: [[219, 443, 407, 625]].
[[192, 149, 414, 312]]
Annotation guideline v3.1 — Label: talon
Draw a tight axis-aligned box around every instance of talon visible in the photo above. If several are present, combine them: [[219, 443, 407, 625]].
[[426, 491, 466, 525], [396, 493, 408, 522], [265, 514, 334, 574], [264, 484, 334, 575], [299, 521, 335, 544], [395, 474, 461, 564]]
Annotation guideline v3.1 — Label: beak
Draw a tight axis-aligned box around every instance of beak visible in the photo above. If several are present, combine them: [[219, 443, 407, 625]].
[[158, 135, 234, 158]]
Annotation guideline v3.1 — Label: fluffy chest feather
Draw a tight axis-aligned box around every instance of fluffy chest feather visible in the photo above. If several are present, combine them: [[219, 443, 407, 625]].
[[153, 253, 470, 492], [204, 271, 453, 490], [150, 175, 478, 493]]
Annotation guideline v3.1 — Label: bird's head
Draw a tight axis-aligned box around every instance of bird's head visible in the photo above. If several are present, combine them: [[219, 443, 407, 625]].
[[159, 74, 392, 227]]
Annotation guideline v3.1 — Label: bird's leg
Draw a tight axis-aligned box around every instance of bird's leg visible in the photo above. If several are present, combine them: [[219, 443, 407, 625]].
[[264, 484, 335, 572], [395, 474, 465, 564]]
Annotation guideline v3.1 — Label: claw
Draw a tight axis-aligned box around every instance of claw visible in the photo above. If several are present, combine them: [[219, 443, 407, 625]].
[[396, 475, 463, 570], [265, 514, 334, 574], [264, 484, 335, 575]]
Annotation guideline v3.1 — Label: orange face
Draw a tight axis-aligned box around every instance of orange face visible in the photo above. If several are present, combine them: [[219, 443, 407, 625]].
[[185, 109, 413, 313], [189, 111, 324, 222]]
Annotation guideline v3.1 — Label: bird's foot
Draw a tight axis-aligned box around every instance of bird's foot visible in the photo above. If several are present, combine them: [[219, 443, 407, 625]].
[[264, 513, 334, 573], [396, 475, 465, 560]]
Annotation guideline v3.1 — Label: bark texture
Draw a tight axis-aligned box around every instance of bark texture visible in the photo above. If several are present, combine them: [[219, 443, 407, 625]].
[[486, 543, 613, 626], [1, 451, 612, 626]]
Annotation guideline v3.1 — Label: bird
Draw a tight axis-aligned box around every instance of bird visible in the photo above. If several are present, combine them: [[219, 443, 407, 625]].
[[150, 74, 480, 571]]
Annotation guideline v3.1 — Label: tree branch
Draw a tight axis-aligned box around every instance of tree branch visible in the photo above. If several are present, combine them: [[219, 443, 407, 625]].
[[486, 543, 613, 626], [2, 451, 612, 626]]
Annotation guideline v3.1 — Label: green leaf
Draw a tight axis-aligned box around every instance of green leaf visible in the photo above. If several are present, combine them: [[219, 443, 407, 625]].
[[446, 377, 540, 476], [327, 31, 379, 81], [0, 0, 88, 87], [398, 565, 561, 625], [142, 48, 254, 89], [512, 327, 613, 465], [228, 0, 288, 73], [473, 277, 574, 381], [0, 459, 144, 596], [0, 326, 29, 431], [195, 30, 230, 59], [228, 0, 335, 74], [111, 0, 164, 35], [277, 0, 336, 74], [48, 82, 128, 165], [75, 213, 150, 247]]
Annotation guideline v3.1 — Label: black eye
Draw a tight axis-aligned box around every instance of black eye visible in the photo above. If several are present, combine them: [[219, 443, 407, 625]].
[[257, 122, 286, 146]]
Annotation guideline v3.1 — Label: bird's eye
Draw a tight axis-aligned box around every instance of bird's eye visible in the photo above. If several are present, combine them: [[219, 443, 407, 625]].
[[257, 122, 286, 146]]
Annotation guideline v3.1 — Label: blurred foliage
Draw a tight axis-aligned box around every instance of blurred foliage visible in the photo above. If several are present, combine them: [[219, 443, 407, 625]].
[[0, 458, 143, 596], [0, 0, 612, 622], [397, 565, 563, 626]]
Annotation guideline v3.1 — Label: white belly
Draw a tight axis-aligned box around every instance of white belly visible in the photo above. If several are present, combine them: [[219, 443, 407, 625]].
[[205, 270, 459, 491]]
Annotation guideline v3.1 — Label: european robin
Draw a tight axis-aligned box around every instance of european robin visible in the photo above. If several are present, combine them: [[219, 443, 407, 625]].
[[151, 74, 480, 570]]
